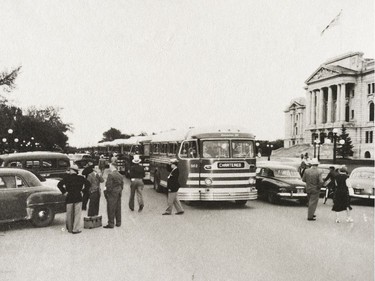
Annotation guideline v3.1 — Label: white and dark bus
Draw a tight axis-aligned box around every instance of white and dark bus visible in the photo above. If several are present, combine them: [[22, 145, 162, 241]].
[[150, 127, 257, 205]]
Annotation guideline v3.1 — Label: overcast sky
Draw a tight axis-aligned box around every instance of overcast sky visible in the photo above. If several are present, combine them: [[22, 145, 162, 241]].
[[1, 0, 374, 147]]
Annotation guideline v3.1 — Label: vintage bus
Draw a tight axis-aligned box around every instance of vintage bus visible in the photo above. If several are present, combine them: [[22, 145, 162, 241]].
[[150, 127, 257, 205], [117, 136, 151, 181]]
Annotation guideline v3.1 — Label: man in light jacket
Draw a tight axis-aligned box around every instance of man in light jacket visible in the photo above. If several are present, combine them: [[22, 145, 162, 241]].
[[302, 158, 323, 221]]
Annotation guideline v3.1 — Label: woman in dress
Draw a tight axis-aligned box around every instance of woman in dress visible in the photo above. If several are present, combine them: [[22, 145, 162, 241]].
[[332, 165, 353, 223]]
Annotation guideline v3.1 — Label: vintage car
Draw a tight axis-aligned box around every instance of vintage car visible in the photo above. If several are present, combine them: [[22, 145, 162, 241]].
[[0, 168, 66, 227], [0, 151, 70, 179], [69, 153, 93, 169], [347, 167, 374, 200], [256, 162, 307, 204]]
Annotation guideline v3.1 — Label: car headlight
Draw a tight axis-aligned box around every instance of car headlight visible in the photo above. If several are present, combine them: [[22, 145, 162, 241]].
[[144, 166, 150, 171], [279, 187, 288, 192], [248, 178, 256, 185], [204, 178, 213, 186]]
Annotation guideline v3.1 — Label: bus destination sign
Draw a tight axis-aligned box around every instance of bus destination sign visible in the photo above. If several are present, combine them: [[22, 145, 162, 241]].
[[218, 162, 245, 168]]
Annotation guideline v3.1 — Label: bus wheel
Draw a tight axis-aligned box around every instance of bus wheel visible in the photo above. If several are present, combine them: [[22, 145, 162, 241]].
[[235, 200, 247, 206]]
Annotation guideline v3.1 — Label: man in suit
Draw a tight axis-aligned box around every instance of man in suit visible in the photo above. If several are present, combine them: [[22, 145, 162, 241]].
[[162, 159, 184, 215], [302, 158, 323, 221], [57, 164, 90, 234], [103, 162, 124, 228]]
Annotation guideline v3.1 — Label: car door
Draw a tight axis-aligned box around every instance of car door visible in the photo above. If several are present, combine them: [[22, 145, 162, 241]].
[[0, 175, 32, 221]]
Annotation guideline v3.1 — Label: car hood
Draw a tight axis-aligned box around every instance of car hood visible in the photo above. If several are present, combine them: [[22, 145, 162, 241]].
[[348, 178, 374, 191], [275, 177, 306, 187]]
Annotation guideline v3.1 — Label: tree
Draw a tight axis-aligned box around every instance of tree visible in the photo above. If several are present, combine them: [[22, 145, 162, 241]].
[[102, 128, 125, 142], [337, 125, 354, 158], [0, 66, 22, 93]]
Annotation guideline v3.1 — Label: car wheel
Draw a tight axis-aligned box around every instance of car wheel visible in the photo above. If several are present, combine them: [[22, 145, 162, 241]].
[[267, 192, 279, 204], [235, 200, 247, 206], [31, 206, 55, 227]]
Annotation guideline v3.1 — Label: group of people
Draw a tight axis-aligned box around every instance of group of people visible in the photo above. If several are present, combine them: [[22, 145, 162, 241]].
[[300, 154, 353, 223], [57, 156, 184, 234]]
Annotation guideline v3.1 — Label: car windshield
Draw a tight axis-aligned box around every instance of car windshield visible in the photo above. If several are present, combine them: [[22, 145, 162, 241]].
[[202, 140, 230, 158], [273, 168, 300, 178], [350, 171, 374, 179], [231, 140, 254, 158]]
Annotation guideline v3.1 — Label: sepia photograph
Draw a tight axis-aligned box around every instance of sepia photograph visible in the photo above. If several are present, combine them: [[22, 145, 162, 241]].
[[0, 1, 374, 280]]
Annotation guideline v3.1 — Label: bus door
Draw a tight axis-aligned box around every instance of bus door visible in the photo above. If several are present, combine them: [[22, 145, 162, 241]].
[[178, 140, 200, 188]]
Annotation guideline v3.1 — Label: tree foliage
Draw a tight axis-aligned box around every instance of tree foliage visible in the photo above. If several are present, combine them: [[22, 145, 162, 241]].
[[0, 66, 22, 93], [0, 103, 72, 153], [337, 125, 354, 158], [101, 127, 131, 142]]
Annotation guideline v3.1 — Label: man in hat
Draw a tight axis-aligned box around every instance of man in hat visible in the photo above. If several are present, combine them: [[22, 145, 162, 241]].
[[57, 164, 90, 234], [162, 159, 184, 215], [81, 160, 95, 210], [103, 161, 124, 228], [129, 155, 145, 212], [302, 158, 323, 221]]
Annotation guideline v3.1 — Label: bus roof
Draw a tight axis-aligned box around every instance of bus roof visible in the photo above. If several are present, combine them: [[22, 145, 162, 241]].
[[150, 127, 255, 143]]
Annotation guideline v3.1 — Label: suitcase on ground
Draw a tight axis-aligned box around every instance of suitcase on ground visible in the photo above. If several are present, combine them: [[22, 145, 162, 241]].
[[84, 215, 102, 229]]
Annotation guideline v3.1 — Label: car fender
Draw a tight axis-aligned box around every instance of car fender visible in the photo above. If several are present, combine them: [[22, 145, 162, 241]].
[[26, 191, 66, 217]]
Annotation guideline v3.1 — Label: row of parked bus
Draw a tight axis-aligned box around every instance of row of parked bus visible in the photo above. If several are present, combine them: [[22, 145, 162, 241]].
[[94, 127, 258, 205]]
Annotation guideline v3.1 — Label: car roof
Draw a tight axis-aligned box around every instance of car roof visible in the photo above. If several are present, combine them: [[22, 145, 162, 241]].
[[257, 162, 297, 170], [351, 167, 374, 173], [0, 151, 69, 160], [0, 167, 38, 176], [318, 164, 341, 169]]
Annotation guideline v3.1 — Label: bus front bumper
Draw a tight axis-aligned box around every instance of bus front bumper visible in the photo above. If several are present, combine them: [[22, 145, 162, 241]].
[[177, 187, 257, 201]]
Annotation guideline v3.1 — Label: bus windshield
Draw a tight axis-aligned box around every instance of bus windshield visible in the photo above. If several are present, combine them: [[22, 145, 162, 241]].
[[202, 140, 230, 158], [231, 140, 255, 158]]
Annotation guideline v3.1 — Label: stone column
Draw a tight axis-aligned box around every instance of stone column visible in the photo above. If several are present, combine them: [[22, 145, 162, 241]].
[[316, 90, 323, 125], [335, 84, 340, 122], [327, 86, 333, 123], [320, 88, 325, 124], [340, 83, 346, 121], [306, 92, 311, 126], [311, 91, 316, 124]]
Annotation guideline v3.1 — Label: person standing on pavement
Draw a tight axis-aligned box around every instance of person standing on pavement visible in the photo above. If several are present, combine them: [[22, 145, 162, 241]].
[[103, 162, 124, 228], [98, 155, 107, 174], [81, 160, 95, 211], [162, 159, 184, 215], [302, 158, 323, 221], [332, 165, 353, 223], [87, 166, 104, 217], [323, 166, 337, 204], [129, 155, 145, 212], [57, 165, 90, 234]]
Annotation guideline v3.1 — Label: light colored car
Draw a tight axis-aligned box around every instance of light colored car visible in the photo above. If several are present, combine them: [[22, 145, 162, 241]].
[[347, 167, 374, 200], [0, 168, 66, 227]]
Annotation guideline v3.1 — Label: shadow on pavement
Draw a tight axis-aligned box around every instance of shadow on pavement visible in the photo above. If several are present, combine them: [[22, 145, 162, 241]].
[[183, 200, 255, 210]]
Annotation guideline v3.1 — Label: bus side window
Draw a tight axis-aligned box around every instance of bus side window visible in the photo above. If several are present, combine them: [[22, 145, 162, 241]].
[[179, 141, 198, 159]]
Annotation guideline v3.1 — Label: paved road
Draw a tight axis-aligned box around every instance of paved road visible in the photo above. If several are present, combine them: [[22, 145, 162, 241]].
[[0, 175, 373, 281]]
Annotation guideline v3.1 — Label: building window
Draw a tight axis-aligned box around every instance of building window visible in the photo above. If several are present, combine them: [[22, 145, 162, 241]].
[[366, 131, 374, 143], [351, 110, 354, 119], [373, 83, 375, 93], [364, 151, 371, 158], [370, 102, 374, 121], [368, 84, 371, 94]]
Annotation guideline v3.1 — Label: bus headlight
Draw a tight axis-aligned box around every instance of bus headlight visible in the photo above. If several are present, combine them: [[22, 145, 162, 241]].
[[204, 178, 213, 186], [248, 178, 256, 185]]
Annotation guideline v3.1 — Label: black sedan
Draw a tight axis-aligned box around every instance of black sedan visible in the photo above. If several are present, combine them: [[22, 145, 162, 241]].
[[256, 163, 307, 204], [0, 168, 66, 227]]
